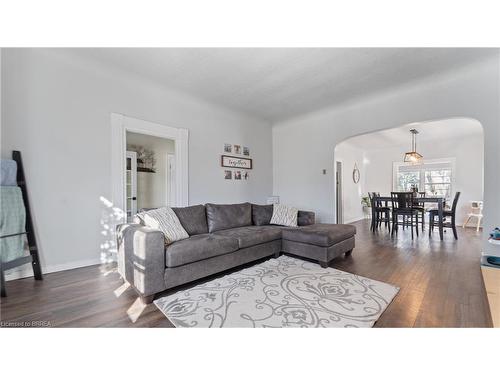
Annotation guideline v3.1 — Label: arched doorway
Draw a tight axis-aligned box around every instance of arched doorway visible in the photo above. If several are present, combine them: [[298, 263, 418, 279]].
[[334, 117, 484, 229]]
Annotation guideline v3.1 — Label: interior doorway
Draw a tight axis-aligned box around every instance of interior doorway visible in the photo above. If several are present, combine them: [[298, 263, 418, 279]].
[[111, 113, 189, 224], [125, 132, 176, 221]]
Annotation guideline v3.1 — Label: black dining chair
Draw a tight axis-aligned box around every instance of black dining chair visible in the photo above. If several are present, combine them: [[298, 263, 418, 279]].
[[370, 192, 391, 232], [391, 192, 420, 239], [429, 192, 461, 239], [412, 191, 426, 231]]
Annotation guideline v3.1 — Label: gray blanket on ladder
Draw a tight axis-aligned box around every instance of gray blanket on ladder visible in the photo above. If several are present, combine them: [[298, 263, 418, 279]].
[[0, 186, 27, 262]]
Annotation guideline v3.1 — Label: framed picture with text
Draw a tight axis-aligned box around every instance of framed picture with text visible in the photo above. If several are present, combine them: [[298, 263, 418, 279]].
[[221, 155, 253, 169]]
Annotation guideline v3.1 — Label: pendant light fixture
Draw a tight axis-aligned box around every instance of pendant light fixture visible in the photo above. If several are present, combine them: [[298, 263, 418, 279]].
[[404, 128, 423, 164]]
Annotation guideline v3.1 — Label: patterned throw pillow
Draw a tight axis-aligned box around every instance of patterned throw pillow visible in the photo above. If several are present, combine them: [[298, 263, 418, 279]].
[[140, 207, 189, 245], [270, 203, 298, 227]]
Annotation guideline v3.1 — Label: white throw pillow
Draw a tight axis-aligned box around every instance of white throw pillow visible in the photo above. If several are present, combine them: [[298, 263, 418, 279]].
[[141, 207, 189, 245], [270, 203, 298, 227]]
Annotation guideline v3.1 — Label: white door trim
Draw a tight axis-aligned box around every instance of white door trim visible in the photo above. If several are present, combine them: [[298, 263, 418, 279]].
[[125, 150, 138, 218], [167, 153, 176, 207], [111, 113, 189, 224], [335, 160, 343, 224]]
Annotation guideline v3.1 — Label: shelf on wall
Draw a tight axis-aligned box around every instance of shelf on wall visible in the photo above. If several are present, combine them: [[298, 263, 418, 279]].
[[137, 167, 156, 173], [126, 167, 156, 173]]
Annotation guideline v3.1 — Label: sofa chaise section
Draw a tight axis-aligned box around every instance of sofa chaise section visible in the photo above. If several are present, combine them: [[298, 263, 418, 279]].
[[282, 224, 356, 268]]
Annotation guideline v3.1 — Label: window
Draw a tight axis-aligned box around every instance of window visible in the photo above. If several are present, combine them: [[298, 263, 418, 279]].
[[393, 158, 455, 199], [424, 169, 452, 198], [396, 171, 420, 192]]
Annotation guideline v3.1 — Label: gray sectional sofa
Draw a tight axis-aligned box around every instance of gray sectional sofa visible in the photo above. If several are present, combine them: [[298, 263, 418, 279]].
[[117, 203, 356, 303]]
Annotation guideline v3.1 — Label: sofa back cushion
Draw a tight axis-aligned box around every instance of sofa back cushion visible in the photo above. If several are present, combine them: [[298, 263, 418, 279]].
[[252, 204, 273, 226], [205, 203, 252, 232], [298, 210, 315, 226], [172, 205, 208, 235]]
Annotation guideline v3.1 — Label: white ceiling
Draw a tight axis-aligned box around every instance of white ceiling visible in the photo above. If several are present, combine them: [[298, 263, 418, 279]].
[[65, 48, 497, 122], [340, 118, 483, 150]]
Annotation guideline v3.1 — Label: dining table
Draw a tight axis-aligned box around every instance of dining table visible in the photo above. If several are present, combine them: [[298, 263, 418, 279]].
[[371, 195, 446, 240]]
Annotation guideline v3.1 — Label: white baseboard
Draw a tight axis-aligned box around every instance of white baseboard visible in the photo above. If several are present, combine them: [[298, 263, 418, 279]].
[[4, 258, 102, 281], [344, 216, 367, 224]]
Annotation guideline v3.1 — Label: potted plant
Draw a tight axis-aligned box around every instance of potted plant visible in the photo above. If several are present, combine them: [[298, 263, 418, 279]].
[[361, 196, 371, 218]]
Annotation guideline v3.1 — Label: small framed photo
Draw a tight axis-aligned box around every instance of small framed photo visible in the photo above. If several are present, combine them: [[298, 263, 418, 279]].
[[224, 143, 232, 153], [234, 171, 242, 180], [243, 171, 249, 180], [243, 146, 250, 156], [224, 170, 232, 180], [233, 144, 241, 154]]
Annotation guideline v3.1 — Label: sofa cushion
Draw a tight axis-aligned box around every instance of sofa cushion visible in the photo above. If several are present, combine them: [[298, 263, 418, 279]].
[[215, 225, 282, 248], [172, 205, 208, 235], [205, 203, 252, 232], [252, 204, 273, 226], [282, 224, 356, 247], [165, 233, 239, 268]]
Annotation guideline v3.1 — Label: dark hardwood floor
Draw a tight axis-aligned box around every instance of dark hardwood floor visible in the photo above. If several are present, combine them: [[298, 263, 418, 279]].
[[0, 219, 492, 327]]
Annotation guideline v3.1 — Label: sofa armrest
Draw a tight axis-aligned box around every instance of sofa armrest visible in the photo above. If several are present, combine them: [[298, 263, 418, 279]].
[[298, 210, 315, 226], [116, 223, 166, 297]]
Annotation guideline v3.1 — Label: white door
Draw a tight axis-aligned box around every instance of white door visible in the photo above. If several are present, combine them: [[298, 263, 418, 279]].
[[126, 151, 137, 220], [167, 153, 176, 207]]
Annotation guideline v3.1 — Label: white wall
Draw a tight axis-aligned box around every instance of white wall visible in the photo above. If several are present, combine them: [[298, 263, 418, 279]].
[[126, 132, 175, 209], [1, 48, 273, 277], [333, 142, 366, 223], [361, 132, 483, 225], [273, 56, 500, 256]]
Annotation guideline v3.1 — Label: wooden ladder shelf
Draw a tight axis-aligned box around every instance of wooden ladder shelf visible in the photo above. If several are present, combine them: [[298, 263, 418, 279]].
[[1, 150, 43, 297]]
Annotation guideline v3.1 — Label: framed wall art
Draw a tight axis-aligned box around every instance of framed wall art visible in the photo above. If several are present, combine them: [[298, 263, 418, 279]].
[[221, 155, 253, 169], [352, 163, 360, 184]]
